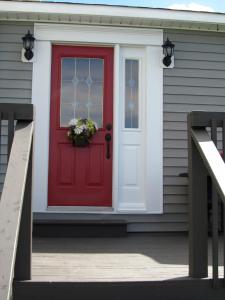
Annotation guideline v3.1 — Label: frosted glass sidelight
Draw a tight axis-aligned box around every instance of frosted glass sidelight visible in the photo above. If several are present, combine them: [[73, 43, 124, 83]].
[[125, 59, 139, 129], [60, 58, 104, 127]]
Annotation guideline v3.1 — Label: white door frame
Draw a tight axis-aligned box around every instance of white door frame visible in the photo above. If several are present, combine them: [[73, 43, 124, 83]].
[[32, 23, 163, 214]]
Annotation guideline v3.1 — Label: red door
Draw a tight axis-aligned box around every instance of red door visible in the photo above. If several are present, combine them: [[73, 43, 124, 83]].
[[48, 45, 113, 206]]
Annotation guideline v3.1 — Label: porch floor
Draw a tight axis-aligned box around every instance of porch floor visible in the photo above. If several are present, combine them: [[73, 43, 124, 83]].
[[32, 233, 223, 282]]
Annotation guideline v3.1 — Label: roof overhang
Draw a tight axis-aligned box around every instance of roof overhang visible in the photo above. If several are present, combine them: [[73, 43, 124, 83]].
[[1, 1, 225, 32]]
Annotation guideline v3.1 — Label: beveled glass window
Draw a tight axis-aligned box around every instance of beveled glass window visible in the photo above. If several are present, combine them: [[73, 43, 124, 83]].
[[60, 57, 104, 127], [125, 59, 139, 129]]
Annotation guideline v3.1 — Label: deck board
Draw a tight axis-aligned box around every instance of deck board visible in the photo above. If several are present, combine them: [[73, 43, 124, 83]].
[[32, 233, 223, 282]]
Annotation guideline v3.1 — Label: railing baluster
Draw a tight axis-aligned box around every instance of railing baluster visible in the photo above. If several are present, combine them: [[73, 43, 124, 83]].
[[223, 202, 225, 287], [212, 185, 219, 287], [224, 203, 225, 286], [211, 119, 217, 145], [7, 112, 14, 161], [223, 120, 225, 285], [0, 113, 2, 169], [211, 119, 219, 288]]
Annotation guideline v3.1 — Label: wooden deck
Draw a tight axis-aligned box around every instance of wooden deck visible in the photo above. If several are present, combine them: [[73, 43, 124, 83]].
[[32, 233, 224, 282]]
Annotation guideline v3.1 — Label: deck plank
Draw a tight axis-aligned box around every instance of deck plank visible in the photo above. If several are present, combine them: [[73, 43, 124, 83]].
[[32, 233, 223, 282]]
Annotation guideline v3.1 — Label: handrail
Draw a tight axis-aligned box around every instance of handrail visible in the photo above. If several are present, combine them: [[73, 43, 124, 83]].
[[188, 111, 225, 288], [191, 128, 225, 204], [0, 104, 34, 300]]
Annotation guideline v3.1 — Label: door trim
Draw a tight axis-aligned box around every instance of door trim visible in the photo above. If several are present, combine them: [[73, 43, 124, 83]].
[[32, 23, 163, 214]]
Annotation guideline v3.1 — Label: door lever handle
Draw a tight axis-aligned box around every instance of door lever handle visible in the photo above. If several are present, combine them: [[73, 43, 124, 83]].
[[105, 133, 111, 159]]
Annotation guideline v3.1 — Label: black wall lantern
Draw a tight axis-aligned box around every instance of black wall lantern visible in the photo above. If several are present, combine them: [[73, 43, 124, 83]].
[[162, 38, 175, 67], [22, 30, 35, 61]]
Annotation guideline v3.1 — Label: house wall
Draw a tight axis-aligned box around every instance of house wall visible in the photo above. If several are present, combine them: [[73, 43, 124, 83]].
[[162, 29, 225, 232], [1, 21, 225, 231], [0, 22, 33, 191]]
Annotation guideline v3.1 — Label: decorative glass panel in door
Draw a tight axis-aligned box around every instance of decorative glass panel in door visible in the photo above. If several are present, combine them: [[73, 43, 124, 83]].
[[48, 45, 113, 206], [125, 59, 139, 129], [60, 58, 104, 128]]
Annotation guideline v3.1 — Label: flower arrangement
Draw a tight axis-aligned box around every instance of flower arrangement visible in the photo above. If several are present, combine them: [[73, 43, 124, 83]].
[[67, 118, 98, 147]]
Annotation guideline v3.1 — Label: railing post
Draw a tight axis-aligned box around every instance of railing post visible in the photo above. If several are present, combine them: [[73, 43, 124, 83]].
[[14, 142, 33, 280], [188, 114, 208, 278], [211, 119, 219, 287]]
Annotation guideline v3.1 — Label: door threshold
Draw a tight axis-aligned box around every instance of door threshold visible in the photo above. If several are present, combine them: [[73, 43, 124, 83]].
[[47, 206, 114, 213]]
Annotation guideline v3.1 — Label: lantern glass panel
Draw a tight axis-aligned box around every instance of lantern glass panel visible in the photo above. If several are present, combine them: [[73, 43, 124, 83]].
[[24, 39, 30, 50], [167, 47, 172, 57]]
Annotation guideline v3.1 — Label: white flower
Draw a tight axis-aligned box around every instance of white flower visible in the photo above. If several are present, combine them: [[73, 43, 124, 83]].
[[74, 127, 83, 135], [69, 118, 78, 126], [80, 124, 87, 131]]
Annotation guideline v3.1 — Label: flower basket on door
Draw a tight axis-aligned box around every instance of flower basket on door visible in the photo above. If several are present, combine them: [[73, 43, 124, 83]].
[[67, 118, 98, 147]]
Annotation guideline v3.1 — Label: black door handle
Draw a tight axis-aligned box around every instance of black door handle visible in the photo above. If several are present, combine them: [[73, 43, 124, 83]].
[[105, 133, 111, 159]]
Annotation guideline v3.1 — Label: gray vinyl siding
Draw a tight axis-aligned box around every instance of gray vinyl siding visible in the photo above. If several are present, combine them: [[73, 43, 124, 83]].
[[1, 21, 225, 231], [163, 29, 225, 231], [0, 22, 33, 103], [0, 22, 33, 191]]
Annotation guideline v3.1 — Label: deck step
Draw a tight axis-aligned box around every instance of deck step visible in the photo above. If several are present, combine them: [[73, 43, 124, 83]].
[[13, 279, 225, 300], [33, 220, 127, 237]]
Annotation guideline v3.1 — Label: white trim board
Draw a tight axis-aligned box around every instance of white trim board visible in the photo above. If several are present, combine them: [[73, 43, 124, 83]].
[[32, 23, 163, 214], [34, 24, 162, 46]]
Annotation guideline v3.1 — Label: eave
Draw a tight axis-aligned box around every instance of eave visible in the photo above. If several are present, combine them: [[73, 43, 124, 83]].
[[0, 1, 225, 32]]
